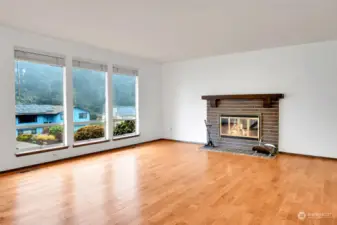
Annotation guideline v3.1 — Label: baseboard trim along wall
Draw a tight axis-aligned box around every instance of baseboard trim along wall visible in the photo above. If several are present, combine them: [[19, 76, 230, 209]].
[[279, 151, 337, 161], [164, 139, 337, 161]]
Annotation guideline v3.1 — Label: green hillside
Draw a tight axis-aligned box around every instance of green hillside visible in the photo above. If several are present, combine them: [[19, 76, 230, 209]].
[[15, 61, 136, 118]]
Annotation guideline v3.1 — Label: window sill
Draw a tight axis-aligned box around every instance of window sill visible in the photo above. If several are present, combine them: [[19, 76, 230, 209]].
[[112, 133, 140, 141], [73, 139, 110, 148], [16, 146, 69, 157]]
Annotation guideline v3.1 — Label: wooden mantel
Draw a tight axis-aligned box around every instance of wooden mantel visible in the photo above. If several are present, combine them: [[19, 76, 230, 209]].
[[201, 94, 284, 108]]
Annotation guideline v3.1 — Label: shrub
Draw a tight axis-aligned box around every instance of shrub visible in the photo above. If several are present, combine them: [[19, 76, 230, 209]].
[[32, 134, 56, 141], [74, 125, 104, 141], [17, 134, 33, 142], [113, 120, 135, 136], [49, 125, 63, 141]]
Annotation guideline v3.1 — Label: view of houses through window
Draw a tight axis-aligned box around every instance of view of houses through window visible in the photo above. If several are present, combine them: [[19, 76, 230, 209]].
[[15, 59, 65, 152], [15, 49, 138, 153]]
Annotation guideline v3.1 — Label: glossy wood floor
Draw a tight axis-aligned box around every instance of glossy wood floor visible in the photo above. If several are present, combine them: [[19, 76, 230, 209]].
[[1, 140, 337, 225]]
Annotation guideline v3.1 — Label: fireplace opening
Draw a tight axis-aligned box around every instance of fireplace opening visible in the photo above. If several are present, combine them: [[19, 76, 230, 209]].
[[220, 115, 260, 140]]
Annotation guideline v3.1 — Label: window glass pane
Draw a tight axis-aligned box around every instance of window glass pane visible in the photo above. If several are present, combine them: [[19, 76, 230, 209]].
[[112, 74, 137, 136], [15, 60, 64, 152], [72, 68, 106, 142]]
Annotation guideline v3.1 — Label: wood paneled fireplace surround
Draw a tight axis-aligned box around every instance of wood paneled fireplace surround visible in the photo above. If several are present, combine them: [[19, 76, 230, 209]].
[[202, 94, 284, 152]]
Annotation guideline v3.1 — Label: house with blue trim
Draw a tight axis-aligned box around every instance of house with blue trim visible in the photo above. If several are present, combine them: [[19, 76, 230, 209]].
[[15, 105, 90, 136]]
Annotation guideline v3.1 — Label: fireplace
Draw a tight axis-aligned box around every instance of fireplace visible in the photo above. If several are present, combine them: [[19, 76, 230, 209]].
[[220, 115, 260, 140], [202, 94, 284, 152]]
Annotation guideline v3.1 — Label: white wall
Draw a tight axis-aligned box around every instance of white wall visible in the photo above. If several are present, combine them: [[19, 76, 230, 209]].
[[162, 41, 337, 158], [0, 26, 162, 172]]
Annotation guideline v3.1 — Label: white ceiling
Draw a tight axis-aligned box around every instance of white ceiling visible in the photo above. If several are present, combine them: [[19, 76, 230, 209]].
[[0, 0, 336, 62]]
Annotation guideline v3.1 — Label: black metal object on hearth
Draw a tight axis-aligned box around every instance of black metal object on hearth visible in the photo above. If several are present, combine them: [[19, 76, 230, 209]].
[[204, 120, 215, 148]]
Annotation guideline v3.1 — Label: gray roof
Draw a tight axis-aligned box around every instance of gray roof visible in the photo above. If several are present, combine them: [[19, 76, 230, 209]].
[[16, 105, 64, 115]]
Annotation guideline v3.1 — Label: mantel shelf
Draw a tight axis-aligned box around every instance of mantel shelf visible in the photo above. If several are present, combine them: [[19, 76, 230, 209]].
[[201, 94, 284, 108]]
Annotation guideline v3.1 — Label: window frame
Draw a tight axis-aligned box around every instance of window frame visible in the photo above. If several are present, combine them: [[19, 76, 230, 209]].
[[13, 48, 141, 156], [72, 59, 108, 144], [14, 48, 67, 154], [112, 66, 139, 139]]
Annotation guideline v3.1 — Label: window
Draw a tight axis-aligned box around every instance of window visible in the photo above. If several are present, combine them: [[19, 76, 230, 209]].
[[79, 112, 88, 119], [18, 115, 37, 123], [14, 48, 140, 154], [15, 49, 65, 152], [72, 60, 107, 143], [112, 66, 138, 137]]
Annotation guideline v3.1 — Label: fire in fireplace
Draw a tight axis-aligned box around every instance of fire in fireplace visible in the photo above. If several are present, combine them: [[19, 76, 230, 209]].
[[220, 115, 260, 140]]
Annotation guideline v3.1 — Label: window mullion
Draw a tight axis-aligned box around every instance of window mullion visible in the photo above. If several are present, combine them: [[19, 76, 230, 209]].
[[64, 57, 74, 146], [135, 75, 139, 134], [106, 66, 113, 140]]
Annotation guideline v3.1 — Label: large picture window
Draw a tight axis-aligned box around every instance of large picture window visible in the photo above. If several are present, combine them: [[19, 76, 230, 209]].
[[72, 60, 107, 144], [14, 48, 140, 155], [15, 49, 65, 152], [112, 67, 138, 137]]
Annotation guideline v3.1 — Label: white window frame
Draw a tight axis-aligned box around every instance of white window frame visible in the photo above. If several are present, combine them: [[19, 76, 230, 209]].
[[112, 66, 139, 139], [14, 48, 67, 152], [72, 59, 109, 144], [14, 47, 142, 155]]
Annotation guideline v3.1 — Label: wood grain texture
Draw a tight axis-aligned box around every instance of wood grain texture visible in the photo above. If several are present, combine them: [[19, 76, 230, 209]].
[[1, 140, 337, 225]]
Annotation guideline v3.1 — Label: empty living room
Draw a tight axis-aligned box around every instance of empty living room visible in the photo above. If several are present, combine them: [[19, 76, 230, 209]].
[[1, 1, 337, 224]]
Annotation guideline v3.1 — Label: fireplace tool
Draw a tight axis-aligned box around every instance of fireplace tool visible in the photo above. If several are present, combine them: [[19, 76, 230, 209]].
[[204, 120, 215, 148]]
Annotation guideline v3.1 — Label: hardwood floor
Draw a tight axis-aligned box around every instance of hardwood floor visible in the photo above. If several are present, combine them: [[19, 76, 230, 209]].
[[1, 140, 337, 225]]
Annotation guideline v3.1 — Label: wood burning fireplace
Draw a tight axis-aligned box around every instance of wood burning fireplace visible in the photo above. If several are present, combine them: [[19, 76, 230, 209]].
[[202, 94, 284, 153], [220, 115, 260, 140]]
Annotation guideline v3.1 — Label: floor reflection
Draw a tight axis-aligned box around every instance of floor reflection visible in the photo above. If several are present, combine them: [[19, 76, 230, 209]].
[[112, 153, 140, 224]]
